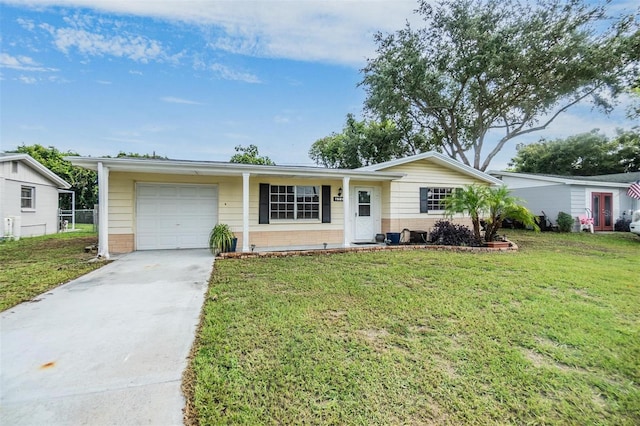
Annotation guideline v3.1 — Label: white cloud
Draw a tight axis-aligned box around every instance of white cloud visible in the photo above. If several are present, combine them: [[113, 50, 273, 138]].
[[16, 18, 35, 31], [18, 75, 38, 84], [160, 96, 203, 105], [129, 70, 143, 75], [41, 25, 166, 63], [0, 53, 57, 71], [6, 0, 422, 66], [96, 79, 111, 84], [209, 63, 261, 84]]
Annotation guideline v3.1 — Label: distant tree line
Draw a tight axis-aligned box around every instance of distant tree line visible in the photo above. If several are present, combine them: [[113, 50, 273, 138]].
[[509, 129, 640, 175]]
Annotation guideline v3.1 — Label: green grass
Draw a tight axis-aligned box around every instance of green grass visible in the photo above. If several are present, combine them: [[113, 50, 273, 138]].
[[0, 231, 102, 311], [187, 231, 640, 425]]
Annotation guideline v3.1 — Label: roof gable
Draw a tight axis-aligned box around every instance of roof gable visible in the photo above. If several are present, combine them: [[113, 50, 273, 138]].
[[0, 153, 71, 188], [358, 151, 502, 185]]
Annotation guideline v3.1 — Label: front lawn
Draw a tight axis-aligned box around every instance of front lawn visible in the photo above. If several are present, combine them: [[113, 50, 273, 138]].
[[0, 231, 102, 311], [187, 231, 639, 425]]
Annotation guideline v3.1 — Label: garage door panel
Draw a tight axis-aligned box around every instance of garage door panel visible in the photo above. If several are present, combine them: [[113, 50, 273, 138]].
[[136, 183, 218, 250]]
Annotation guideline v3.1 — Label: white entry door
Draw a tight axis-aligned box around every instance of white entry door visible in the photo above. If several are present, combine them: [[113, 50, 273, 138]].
[[354, 187, 375, 241]]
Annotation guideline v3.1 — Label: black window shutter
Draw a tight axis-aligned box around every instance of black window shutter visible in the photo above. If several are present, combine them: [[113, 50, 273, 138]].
[[420, 187, 428, 213], [322, 185, 331, 223], [259, 183, 270, 224]]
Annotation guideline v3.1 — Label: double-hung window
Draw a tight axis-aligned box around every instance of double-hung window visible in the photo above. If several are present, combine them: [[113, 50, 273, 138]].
[[270, 185, 320, 220], [21, 186, 35, 209], [420, 187, 452, 212]]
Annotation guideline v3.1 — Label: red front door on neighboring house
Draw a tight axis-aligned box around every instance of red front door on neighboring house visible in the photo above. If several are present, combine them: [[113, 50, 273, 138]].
[[591, 192, 613, 231]]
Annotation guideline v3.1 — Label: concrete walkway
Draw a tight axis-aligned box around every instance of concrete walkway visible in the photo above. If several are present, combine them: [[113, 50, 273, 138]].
[[0, 249, 214, 426]]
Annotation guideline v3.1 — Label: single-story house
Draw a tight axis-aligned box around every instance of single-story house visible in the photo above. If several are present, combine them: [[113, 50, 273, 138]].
[[69, 152, 502, 258], [489, 171, 640, 231], [0, 153, 71, 238]]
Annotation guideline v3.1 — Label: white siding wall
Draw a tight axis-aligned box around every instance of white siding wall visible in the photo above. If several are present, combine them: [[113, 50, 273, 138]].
[[509, 184, 572, 224], [0, 160, 61, 237]]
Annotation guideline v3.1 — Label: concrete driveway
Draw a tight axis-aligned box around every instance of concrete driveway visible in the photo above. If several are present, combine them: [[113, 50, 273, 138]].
[[0, 249, 214, 426]]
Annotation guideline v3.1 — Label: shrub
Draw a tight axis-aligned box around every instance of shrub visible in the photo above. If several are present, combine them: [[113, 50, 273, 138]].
[[614, 218, 631, 232], [430, 220, 478, 246], [557, 212, 574, 232]]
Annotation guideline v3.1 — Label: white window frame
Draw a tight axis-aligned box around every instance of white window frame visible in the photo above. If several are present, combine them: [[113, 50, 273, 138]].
[[420, 187, 453, 212], [21, 186, 35, 210], [269, 185, 320, 221]]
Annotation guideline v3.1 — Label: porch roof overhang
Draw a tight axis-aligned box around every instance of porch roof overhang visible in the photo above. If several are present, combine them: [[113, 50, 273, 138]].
[[489, 171, 633, 189], [67, 156, 405, 181]]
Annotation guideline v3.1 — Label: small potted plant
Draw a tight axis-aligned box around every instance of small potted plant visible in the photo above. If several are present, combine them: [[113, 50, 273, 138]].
[[208, 223, 237, 254]]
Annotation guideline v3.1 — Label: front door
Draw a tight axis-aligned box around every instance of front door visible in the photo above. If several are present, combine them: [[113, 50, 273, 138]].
[[354, 187, 375, 241], [592, 192, 613, 231]]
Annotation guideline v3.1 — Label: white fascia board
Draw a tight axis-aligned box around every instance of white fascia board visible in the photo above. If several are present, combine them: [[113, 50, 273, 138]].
[[490, 171, 631, 188], [66, 157, 405, 181], [2, 153, 71, 189]]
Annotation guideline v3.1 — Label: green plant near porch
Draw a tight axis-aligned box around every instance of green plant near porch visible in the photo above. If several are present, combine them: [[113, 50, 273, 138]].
[[444, 184, 539, 242], [557, 211, 575, 232], [208, 224, 235, 255]]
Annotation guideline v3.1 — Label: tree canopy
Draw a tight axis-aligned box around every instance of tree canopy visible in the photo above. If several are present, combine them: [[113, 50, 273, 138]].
[[229, 144, 275, 166], [10, 144, 97, 209], [509, 129, 640, 175], [362, 0, 639, 171], [308, 113, 426, 168]]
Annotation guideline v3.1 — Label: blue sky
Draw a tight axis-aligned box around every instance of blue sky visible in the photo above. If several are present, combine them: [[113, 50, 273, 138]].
[[1, 0, 637, 170]]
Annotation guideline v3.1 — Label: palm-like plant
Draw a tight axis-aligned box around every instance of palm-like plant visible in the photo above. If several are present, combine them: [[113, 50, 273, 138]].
[[483, 186, 539, 241], [443, 184, 488, 242], [444, 185, 539, 243], [208, 223, 235, 254]]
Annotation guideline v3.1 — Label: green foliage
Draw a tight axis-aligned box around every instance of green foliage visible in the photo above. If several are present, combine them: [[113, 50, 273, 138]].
[[208, 224, 235, 255], [11, 144, 98, 209], [309, 113, 426, 168], [229, 144, 275, 165], [188, 231, 640, 425], [443, 184, 488, 241], [429, 220, 477, 246], [510, 129, 640, 175], [557, 212, 575, 232], [115, 151, 167, 159], [362, 0, 639, 171], [483, 186, 540, 241], [445, 185, 539, 242]]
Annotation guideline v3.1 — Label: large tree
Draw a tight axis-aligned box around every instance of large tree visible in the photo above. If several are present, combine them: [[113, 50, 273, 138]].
[[509, 129, 640, 175], [309, 113, 425, 168], [362, 0, 639, 171], [11, 144, 97, 209]]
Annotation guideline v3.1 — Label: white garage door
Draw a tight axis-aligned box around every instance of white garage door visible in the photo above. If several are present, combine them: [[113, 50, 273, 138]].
[[136, 183, 218, 250]]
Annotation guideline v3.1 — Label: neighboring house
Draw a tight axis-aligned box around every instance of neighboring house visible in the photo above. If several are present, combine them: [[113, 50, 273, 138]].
[[0, 153, 71, 238], [489, 171, 640, 232], [69, 152, 502, 257]]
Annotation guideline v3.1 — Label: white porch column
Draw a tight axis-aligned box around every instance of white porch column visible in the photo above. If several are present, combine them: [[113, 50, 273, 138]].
[[97, 162, 109, 259], [242, 172, 250, 252], [342, 176, 351, 248]]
